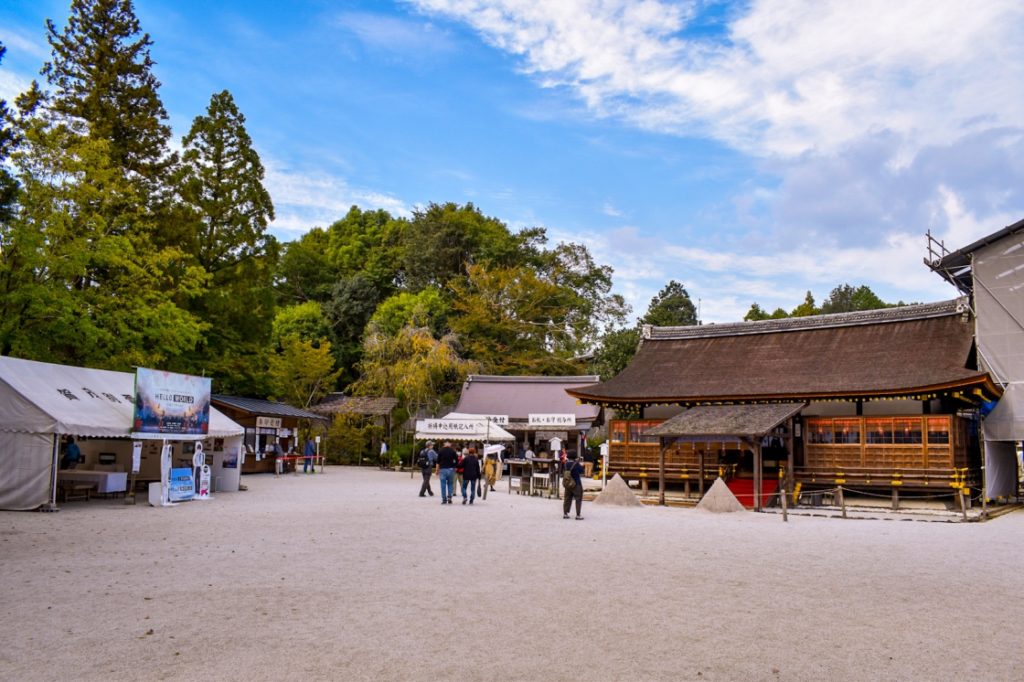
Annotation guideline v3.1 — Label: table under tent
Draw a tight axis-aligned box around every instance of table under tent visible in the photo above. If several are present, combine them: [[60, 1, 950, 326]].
[[0, 356, 245, 511]]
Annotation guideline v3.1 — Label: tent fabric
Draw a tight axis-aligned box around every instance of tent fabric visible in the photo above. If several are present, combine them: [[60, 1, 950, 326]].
[[984, 440, 1019, 498], [0, 431, 54, 511], [0, 356, 243, 438], [414, 413, 515, 441], [983, 383, 1024, 441], [645, 403, 805, 439]]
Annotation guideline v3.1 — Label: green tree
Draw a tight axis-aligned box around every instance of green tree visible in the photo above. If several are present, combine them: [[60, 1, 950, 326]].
[[323, 273, 389, 385], [369, 289, 449, 337], [641, 280, 698, 327], [268, 336, 342, 408], [1, 116, 206, 365], [0, 42, 18, 226], [588, 327, 641, 381], [352, 322, 477, 419], [744, 303, 770, 321], [820, 283, 889, 314], [275, 227, 336, 304], [42, 0, 172, 196], [401, 202, 526, 290], [326, 206, 404, 291], [449, 264, 588, 374], [272, 301, 332, 346], [791, 291, 818, 317], [173, 89, 278, 391]]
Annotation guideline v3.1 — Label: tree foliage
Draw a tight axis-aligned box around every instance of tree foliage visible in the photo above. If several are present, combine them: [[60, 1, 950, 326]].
[[267, 336, 342, 409], [352, 323, 478, 418], [641, 280, 698, 327]]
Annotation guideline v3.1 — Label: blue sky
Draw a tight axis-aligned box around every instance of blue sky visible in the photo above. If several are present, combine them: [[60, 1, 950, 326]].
[[3, 0, 1024, 322]]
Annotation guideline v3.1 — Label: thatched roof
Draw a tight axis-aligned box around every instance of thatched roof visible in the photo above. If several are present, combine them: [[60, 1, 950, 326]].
[[645, 404, 804, 439], [311, 394, 398, 417], [568, 299, 999, 406]]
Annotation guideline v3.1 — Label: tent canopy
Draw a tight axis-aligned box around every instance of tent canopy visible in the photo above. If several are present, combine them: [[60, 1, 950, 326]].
[[414, 413, 515, 441], [0, 356, 243, 439]]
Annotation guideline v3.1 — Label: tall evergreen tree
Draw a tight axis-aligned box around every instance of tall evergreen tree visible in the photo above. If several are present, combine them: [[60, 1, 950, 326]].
[[641, 280, 698, 327], [0, 0, 206, 368], [174, 89, 278, 393], [0, 42, 18, 225], [42, 0, 171, 189]]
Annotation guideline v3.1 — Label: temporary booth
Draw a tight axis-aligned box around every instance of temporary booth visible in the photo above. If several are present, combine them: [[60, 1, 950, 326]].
[[414, 413, 516, 442], [0, 356, 245, 511]]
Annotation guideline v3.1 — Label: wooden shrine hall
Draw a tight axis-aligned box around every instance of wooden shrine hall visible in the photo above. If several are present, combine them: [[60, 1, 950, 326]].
[[567, 299, 1002, 508]]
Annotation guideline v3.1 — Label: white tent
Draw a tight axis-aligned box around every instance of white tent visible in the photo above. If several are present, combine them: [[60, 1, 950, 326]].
[[414, 413, 515, 441], [0, 356, 244, 510]]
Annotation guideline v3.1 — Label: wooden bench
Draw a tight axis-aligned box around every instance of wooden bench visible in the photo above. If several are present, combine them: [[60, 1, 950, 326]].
[[60, 482, 95, 502]]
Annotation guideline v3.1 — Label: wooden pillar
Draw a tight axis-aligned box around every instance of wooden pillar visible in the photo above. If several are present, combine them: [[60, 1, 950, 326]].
[[698, 449, 706, 497], [754, 441, 763, 512], [658, 439, 666, 506], [785, 418, 795, 494]]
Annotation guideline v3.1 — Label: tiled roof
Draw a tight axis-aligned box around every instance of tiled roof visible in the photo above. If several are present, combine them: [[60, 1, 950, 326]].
[[211, 395, 326, 420], [311, 394, 399, 416]]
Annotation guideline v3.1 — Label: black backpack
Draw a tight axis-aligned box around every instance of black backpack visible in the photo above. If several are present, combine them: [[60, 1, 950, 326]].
[[417, 449, 430, 469]]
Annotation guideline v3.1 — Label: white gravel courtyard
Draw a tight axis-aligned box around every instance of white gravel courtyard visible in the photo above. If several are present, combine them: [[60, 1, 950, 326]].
[[2, 466, 1023, 681]]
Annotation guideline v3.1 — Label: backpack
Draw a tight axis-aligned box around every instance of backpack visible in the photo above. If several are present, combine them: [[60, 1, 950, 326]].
[[563, 465, 576, 490], [417, 449, 430, 469]]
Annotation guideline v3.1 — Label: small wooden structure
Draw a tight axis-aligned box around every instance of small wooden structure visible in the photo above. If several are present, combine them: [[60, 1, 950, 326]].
[[211, 395, 327, 474], [645, 404, 804, 510]]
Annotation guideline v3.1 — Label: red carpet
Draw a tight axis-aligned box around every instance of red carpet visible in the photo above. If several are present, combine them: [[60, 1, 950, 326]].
[[725, 477, 778, 508]]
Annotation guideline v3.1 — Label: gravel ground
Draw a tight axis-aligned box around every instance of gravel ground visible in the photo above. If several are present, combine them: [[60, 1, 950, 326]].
[[2, 466, 1023, 681]]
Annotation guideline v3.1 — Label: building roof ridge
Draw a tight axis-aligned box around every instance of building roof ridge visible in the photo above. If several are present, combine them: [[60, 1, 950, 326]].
[[643, 298, 967, 341]]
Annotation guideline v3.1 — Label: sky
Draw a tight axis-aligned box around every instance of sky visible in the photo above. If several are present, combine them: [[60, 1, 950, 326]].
[[2, 0, 1024, 323]]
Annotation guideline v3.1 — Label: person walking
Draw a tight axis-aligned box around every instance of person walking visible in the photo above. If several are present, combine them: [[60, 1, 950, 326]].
[[562, 451, 585, 520], [455, 447, 466, 498], [436, 441, 458, 504], [303, 437, 316, 473], [460, 447, 481, 504], [481, 448, 501, 500], [417, 442, 437, 497]]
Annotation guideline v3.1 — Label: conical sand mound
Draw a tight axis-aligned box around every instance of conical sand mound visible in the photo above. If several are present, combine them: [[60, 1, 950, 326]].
[[594, 474, 644, 507], [695, 477, 747, 513]]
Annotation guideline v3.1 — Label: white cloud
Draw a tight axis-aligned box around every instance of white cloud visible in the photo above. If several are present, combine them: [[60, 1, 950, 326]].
[[262, 158, 410, 237], [408, 0, 1024, 159], [334, 11, 455, 55], [602, 201, 625, 218]]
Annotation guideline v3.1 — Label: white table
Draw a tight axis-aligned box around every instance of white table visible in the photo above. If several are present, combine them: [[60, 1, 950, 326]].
[[58, 470, 128, 494]]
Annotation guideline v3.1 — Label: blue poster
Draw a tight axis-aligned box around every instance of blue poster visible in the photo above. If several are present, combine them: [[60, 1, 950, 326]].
[[168, 467, 195, 502]]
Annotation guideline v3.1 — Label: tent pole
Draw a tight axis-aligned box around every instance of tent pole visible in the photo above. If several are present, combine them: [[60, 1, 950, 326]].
[[44, 433, 60, 512]]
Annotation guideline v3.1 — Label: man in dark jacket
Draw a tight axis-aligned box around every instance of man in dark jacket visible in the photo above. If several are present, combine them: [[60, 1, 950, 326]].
[[417, 442, 437, 497], [460, 447, 481, 504], [436, 441, 459, 504], [562, 451, 585, 520]]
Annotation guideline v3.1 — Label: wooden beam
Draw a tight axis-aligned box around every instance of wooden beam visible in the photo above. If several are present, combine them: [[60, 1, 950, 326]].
[[658, 439, 666, 506]]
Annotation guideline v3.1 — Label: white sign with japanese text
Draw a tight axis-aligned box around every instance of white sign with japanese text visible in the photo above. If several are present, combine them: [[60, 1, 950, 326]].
[[527, 413, 576, 428]]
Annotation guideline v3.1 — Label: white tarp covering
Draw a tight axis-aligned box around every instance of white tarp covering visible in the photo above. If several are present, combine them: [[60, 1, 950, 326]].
[[414, 413, 515, 441], [0, 356, 244, 510], [983, 383, 1024, 442], [984, 440, 1019, 498], [975, 237, 1024, 439]]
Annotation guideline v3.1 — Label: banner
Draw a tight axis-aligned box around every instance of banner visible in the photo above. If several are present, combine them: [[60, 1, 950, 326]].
[[417, 418, 489, 435], [133, 368, 212, 435], [528, 413, 576, 427], [168, 467, 195, 502]]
